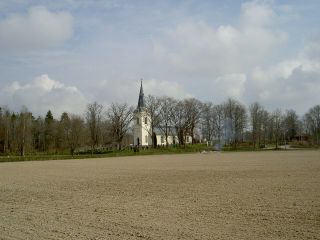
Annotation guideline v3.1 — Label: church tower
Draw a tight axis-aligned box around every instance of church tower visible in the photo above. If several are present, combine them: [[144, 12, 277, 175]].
[[133, 80, 151, 146]]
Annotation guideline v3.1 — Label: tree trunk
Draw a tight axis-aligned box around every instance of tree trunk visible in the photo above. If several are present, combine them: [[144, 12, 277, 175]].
[[20, 145, 24, 156], [71, 147, 75, 156], [152, 133, 157, 148]]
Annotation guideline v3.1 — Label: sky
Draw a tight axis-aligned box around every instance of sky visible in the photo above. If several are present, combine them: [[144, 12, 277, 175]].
[[0, 0, 320, 117]]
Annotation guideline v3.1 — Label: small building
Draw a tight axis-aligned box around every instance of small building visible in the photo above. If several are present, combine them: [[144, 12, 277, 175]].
[[133, 81, 192, 146]]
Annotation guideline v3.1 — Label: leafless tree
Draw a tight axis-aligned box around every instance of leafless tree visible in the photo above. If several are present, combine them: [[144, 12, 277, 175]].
[[32, 116, 45, 152], [144, 95, 161, 147], [201, 102, 215, 143], [86, 102, 103, 154], [284, 109, 299, 141], [68, 114, 85, 155], [223, 98, 236, 144], [304, 105, 320, 145], [107, 103, 134, 149], [0, 107, 11, 154], [170, 100, 188, 146], [183, 98, 203, 143], [272, 109, 283, 149], [100, 119, 113, 146], [234, 102, 247, 144], [213, 104, 225, 144], [249, 102, 264, 149], [260, 109, 270, 146], [57, 112, 70, 152], [17, 106, 33, 156], [158, 96, 175, 146], [223, 98, 247, 148]]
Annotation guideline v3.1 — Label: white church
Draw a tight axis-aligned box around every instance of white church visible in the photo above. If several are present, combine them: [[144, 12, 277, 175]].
[[133, 82, 192, 146]]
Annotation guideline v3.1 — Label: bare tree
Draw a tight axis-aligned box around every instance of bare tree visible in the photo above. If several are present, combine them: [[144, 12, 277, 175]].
[[223, 98, 247, 148], [101, 119, 113, 146], [223, 98, 236, 144], [201, 102, 216, 144], [0, 107, 11, 154], [9, 113, 19, 153], [57, 112, 84, 155], [144, 95, 161, 147], [234, 102, 247, 145], [32, 116, 45, 152], [17, 107, 33, 156], [260, 109, 270, 146], [107, 103, 133, 149], [272, 109, 283, 149], [68, 114, 85, 155], [213, 104, 224, 144], [249, 102, 264, 149], [183, 98, 203, 144], [170, 100, 188, 146], [86, 102, 103, 154], [158, 96, 175, 146], [57, 112, 70, 153], [304, 105, 320, 145], [284, 109, 299, 141]]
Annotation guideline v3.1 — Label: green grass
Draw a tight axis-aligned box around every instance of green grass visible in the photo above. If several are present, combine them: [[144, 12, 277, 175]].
[[1, 143, 318, 163], [0, 144, 212, 163]]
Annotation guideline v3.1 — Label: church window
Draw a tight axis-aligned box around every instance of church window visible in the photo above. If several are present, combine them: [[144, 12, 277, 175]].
[[137, 118, 139, 124], [145, 117, 147, 124]]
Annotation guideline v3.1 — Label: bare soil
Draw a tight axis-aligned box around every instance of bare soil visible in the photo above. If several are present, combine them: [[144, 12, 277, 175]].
[[0, 151, 320, 240]]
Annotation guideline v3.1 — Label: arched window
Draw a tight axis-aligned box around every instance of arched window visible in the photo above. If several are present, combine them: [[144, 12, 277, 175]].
[[144, 117, 147, 124], [137, 118, 139, 124]]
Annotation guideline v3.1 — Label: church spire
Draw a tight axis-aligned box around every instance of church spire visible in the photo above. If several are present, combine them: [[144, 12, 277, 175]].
[[137, 79, 145, 111]]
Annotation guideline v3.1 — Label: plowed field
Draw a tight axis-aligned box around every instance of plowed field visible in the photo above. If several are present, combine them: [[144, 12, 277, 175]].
[[1, 151, 319, 239]]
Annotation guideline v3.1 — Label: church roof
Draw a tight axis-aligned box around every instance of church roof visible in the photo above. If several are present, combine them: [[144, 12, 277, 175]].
[[137, 80, 145, 111]]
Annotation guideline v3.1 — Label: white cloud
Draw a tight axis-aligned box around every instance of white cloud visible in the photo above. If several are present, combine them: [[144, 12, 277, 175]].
[[0, 6, 73, 53], [303, 36, 320, 61], [0, 74, 87, 117], [153, 1, 286, 76], [250, 58, 320, 114], [144, 79, 192, 99], [241, 1, 275, 27], [94, 78, 192, 108], [151, 1, 287, 104], [213, 73, 247, 101]]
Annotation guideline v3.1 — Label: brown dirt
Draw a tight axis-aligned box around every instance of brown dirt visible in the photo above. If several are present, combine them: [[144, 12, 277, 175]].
[[0, 151, 320, 240]]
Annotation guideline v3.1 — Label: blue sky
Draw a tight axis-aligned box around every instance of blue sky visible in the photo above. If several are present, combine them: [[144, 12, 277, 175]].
[[0, 0, 320, 116]]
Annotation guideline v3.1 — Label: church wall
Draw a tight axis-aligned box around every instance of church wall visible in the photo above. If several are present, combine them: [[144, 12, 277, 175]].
[[155, 135, 192, 146], [133, 110, 152, 146]]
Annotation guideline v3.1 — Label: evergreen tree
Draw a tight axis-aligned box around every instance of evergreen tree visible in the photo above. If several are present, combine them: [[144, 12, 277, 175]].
[[44, 110, 54, 152]]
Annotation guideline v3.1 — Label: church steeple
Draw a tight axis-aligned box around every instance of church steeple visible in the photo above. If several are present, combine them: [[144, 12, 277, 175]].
[[137, 79, 145, 111]]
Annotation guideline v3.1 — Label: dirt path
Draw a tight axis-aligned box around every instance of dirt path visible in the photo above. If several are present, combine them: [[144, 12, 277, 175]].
[[0, 151, 319, 239]]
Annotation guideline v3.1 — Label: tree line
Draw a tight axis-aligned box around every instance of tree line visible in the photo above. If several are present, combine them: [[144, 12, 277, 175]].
[[0, 97, 319, 156]]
